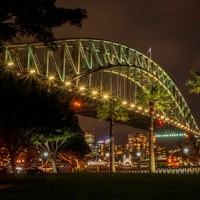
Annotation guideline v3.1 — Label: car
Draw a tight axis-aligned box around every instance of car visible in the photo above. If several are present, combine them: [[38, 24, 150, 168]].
[[22, 167, 43, 173], [38, 166, 53, 173]]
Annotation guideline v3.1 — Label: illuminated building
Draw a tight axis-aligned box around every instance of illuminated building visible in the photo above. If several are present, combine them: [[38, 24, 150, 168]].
[[128, 133, 156, 161], [84, 131, 95, 148], [155, 146, 167, 160]]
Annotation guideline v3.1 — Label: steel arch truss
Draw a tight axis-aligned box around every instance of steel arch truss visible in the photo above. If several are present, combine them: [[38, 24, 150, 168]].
[[2, 38, 199, 135]]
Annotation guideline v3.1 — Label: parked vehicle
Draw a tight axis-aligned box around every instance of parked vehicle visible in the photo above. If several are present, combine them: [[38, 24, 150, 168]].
[[38, 166, 53, 173], [22, 167, 43, 173]]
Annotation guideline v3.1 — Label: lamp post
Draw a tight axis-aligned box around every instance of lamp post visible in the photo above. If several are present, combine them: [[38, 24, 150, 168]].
[[43, 152, 48, 173], [184, 148, 189, 166], [106, 153, 109, 164]]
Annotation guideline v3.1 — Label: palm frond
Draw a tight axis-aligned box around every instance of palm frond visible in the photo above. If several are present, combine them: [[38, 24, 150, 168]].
[[186, 70, 200, 94], [136, 85, 170, 111], [97, 99, 128, 121]]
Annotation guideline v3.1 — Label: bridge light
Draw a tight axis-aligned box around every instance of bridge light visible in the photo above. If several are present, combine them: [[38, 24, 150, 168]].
[[104, 95, 108, 98], [138, 107, 142, 110], [156, 114, 160, 116], [145, 110, 148, 112], [80, 87, 85, 90], [66, 82, 71, 85], [170, 120, 173, 122], [131, 104, 135, 107], [161, 116, 164, 119], [178, 123, 180, 126], [7, 62, 13, 66], [30, 70, 36, 73], [174, 122, 177, 124], [49, 76, 54, 80], [93, 91, 97, 94], [166, 118, 169, 120], [123, 101, 127, 105]]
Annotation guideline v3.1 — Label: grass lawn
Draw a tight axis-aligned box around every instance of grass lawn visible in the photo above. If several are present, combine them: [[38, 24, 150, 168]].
[[0, 173, 200, 200]]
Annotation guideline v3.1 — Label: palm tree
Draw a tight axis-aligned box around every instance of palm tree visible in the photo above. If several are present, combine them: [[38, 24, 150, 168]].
[[186, 70, 200, 94], [97, 99, 128, 172], [136, 86, 170, 173]]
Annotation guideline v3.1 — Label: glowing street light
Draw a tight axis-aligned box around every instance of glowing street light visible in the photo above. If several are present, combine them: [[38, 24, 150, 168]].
[[184, 148, 189, 154], [7, 62, 13, 66], [30, 70, 36, 73], [44, 152, 48, 157]]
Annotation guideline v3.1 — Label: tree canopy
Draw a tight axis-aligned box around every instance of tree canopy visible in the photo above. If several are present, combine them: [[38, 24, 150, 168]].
[[97, 99, 128, 121], [136, 86, 171, 110], [0, 0, 88, 50], [186, 70, 200, 94], [0, 69, 83, 171]]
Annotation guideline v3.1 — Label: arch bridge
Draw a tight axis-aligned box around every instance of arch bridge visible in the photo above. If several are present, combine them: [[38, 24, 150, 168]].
[[2, 38, 199, 135]]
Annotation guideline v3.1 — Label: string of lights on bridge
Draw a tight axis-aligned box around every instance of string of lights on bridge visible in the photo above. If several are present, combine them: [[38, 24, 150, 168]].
[[3, 61, 200, 136]]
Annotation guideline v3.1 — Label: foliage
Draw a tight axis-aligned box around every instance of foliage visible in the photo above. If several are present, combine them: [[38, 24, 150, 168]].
[[0, 0, 88, 50], [136, 86, 171, 110], [186, 70, 200, 94], [0, 69, 77, 171], [97, 99, 128, 121]]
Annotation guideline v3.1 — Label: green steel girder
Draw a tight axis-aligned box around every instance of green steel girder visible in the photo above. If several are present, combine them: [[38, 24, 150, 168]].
[[2, 38, 199, 134]]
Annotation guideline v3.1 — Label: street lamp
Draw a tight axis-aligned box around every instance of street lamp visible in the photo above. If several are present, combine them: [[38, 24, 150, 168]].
[[44, 152, 48, 157], [184, 148, 189, 166]]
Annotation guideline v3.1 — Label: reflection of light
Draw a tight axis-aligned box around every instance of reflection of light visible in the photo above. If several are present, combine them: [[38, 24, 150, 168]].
[[66, 82, 71, 85]]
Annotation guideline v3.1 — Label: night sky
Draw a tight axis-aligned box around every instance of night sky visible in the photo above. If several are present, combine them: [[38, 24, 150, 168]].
[[24, 0, 200, 145]]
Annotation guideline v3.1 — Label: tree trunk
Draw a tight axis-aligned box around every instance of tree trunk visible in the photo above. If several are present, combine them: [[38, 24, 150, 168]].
[[10, 156, 16, 173], [149, 108, 155, 173], [110, 117, 115, 173], [51, 159, 57, 173]]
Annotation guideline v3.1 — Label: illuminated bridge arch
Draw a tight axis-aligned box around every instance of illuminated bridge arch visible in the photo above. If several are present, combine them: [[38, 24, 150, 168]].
[[2, 38, 199, 135]]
